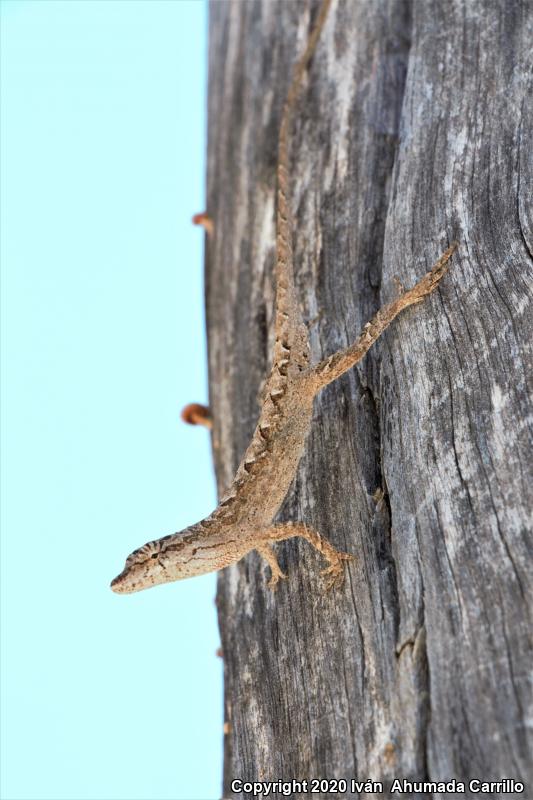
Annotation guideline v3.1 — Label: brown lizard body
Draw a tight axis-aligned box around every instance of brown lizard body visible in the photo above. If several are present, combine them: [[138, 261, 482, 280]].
[[111, 0, 456, 595]]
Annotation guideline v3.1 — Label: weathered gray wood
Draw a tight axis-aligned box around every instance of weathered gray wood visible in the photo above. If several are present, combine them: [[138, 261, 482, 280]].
[[205, 1, 532, 796]]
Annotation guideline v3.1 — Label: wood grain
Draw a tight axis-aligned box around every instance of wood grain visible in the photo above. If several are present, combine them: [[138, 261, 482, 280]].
[[205, 1, 532, 795]]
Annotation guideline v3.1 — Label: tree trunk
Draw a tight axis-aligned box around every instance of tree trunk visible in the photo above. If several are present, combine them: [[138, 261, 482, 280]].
[[205, 1, 532, 796]]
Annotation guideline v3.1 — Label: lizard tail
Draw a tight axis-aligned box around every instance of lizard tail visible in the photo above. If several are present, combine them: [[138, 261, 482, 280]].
[[273, 0, 332, 373]]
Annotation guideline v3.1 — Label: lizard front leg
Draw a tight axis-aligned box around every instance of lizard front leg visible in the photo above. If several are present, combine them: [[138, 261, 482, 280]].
[[256, 544, 288, 590], [259, 522, 354, 590]]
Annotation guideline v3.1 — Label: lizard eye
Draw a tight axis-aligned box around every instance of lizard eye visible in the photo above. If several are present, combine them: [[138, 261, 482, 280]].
[[151, 552, 158, 559]]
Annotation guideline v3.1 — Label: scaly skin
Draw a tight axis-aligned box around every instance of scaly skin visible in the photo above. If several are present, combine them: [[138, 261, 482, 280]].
[[110, 0, 456, 596]]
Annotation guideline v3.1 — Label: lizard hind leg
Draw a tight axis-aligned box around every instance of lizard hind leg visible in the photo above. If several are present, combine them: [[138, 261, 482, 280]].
[[262, 522, 354, 591], [305, 243, 457, 395]]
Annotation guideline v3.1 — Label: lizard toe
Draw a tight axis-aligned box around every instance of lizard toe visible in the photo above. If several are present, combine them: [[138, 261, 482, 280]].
[[267, 570, 288, 591]]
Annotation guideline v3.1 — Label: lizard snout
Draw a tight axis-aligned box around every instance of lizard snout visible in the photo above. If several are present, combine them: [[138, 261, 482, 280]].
[[110, 571, 130, 594]]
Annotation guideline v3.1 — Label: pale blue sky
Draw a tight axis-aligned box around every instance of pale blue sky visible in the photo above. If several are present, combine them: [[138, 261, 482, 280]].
[[0, 2, 223, 799]]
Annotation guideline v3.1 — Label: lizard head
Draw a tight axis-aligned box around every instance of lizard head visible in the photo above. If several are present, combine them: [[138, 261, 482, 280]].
[[110, 527, 211, 594], [110, 535, 175, 594]]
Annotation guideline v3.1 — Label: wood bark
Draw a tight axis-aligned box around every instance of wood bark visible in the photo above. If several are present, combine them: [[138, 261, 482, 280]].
[[205, 1, 532, 797]]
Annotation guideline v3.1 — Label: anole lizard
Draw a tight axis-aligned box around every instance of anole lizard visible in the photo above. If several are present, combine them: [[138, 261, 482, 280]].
[[111, 0, 456, 595]]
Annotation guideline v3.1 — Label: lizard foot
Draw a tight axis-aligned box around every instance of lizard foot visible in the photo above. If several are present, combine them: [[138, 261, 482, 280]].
[[320, 552, 355, 591], [406, 242, 457, 305], [267, 569, 288, 591], [256, 544, 287, 592]]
